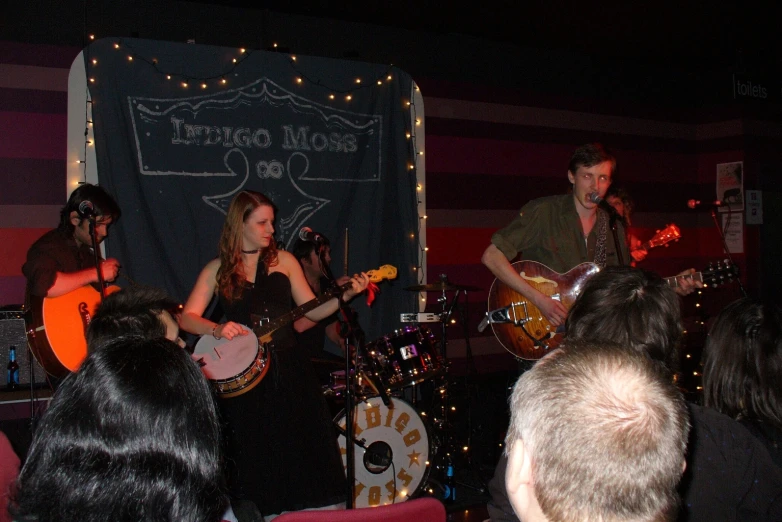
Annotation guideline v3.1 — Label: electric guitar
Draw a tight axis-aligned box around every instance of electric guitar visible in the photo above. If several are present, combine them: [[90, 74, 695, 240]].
[[483, 260, 738, 360], [636, 223, 681, 252], [26, 284, 121, 377], [193, 265, 398, 398]]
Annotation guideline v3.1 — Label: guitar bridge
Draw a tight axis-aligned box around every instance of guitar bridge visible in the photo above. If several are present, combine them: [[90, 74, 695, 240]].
[[504, 301, 532, 326]]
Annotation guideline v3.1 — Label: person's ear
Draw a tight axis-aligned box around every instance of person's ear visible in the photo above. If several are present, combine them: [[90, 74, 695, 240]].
[[69, 210, 81, 227], [506, 438, 533, 496], [567, 171, 575, 185]]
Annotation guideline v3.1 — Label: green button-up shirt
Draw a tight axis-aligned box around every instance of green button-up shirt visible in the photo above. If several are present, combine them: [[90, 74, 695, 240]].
[[491, 193, 630, 273]]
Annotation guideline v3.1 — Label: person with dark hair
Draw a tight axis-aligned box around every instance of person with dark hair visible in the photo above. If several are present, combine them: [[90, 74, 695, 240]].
[[505, 342, 690, 522], [702, 297, 782, 467], [291, 235, 349, 366], [10, 337, 229, 522], [86, 285, 184, 351], [488, 266, 782, 522], [605, 185, 648, 265], [179, 190, 369, 518], [22, 183, 122, 302]]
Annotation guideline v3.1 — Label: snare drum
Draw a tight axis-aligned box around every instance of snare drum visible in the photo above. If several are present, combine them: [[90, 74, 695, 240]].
[[322, 368, 377, 400], [192, 326, 269, 398], [335, 397, 433, 507], [367, 326, 442, 388]]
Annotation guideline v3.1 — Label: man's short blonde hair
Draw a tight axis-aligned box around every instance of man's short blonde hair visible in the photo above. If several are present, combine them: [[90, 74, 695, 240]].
[[506, 342, 690, 522]]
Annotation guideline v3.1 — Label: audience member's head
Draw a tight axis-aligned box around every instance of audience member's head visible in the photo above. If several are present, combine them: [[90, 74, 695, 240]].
[[702, 297, 782, 429], [86, 285, 183, 351], [565, 265, 682, 371], [12, 337, 227, 522], [505, 342, 690, 522]]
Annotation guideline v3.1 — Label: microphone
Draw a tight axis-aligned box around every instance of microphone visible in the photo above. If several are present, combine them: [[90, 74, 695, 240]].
[[298, 226, 325, 243], [77, 200, 95, 218], [588, 192, 625, 224], [588, 192, 604, 205], [687, 199, 725, 209]]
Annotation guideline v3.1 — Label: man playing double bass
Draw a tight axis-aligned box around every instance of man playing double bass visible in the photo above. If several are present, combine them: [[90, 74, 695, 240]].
[[480, 142, 699, 522]]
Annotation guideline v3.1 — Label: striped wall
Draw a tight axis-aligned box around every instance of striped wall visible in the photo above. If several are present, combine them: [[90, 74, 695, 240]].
[[0, 42, 80, 306], [0, 41, 760, 374]]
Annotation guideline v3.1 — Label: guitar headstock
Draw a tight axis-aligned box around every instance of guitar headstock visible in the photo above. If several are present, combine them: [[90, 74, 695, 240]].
[[367, 264, 398, 283], [647, 224, 681, 249], [701, 259, 740, 287]]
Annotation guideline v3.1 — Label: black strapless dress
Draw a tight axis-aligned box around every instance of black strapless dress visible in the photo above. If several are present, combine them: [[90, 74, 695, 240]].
[[217, 262, 346, 516]]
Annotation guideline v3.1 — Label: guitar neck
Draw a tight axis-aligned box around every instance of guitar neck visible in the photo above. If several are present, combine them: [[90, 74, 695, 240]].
[[665, 272, 703, 288], [253, 281, 351, 338]]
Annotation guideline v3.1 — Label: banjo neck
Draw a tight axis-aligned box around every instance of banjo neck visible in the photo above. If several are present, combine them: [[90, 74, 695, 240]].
[[251, 281, 349, 342]]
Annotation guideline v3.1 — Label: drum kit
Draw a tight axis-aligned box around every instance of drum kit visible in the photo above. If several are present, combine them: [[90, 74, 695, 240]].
[[324, 274, 482, 508]]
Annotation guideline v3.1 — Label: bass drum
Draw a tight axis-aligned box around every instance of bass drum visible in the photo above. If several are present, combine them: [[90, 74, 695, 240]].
[[334, 397, 433, 508]]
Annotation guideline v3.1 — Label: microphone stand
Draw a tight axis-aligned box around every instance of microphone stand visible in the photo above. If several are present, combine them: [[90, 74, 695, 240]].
[[318, 245, 390, 510], [603, 204, 626, 267], [88, 215, 107, 299]]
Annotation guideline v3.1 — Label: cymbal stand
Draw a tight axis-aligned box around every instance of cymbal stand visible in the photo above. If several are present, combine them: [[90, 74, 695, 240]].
[[432, 276, 461, 468]]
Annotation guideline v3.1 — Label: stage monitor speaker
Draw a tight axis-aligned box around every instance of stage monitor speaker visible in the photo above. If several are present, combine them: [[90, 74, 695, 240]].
[[0, 308, 48, 387]]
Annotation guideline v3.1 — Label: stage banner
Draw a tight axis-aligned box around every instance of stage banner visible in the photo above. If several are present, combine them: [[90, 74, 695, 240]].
[[85, 37, 418, 341]]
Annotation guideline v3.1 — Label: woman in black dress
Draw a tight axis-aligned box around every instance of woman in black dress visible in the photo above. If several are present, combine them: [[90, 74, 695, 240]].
[[180, 191, 369, 517]]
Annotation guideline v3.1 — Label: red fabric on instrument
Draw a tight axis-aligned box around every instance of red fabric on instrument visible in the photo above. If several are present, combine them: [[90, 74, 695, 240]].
[[365, 282, 379, 306]]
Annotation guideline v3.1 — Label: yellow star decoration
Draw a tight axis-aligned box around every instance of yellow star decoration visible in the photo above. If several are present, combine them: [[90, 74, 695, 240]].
[[407, 450, 421, 467]]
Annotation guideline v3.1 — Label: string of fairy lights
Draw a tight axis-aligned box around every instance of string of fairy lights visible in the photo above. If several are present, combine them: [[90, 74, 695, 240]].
[[408, 83, 428, 298], [75, 36, 428, 285]]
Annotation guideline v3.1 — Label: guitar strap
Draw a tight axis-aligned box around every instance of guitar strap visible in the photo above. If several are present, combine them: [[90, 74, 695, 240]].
[[593, 210, 608, 268]]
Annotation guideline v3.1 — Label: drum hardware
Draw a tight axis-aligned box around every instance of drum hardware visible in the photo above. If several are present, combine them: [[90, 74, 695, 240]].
[[403, 273, 486, 499], [399, 312, 442, 323]]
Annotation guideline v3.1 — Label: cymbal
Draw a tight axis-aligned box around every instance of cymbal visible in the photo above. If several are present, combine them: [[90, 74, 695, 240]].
[[404, 281, 482, 292]]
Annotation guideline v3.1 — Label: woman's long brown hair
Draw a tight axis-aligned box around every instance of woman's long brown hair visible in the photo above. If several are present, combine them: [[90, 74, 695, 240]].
[[216, 191, 279, 302]]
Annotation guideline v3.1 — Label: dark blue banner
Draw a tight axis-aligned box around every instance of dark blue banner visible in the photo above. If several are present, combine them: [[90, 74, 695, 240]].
[[86, 37, 418, 342]]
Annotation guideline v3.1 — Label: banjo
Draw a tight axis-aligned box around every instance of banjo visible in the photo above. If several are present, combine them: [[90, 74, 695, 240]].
[[192, 265, 398, 398]]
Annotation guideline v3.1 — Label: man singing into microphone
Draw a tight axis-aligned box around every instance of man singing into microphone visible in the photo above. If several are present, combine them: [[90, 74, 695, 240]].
[[23, 183, 121, 317], [481, 143, 698, 329]]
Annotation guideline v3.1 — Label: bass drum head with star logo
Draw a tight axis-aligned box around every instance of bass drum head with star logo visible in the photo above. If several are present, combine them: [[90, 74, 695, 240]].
[[335, 397, 432, 508]]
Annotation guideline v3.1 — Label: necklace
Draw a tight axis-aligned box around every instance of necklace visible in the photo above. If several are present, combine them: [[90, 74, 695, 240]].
[[242, 248, 261, 254]]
